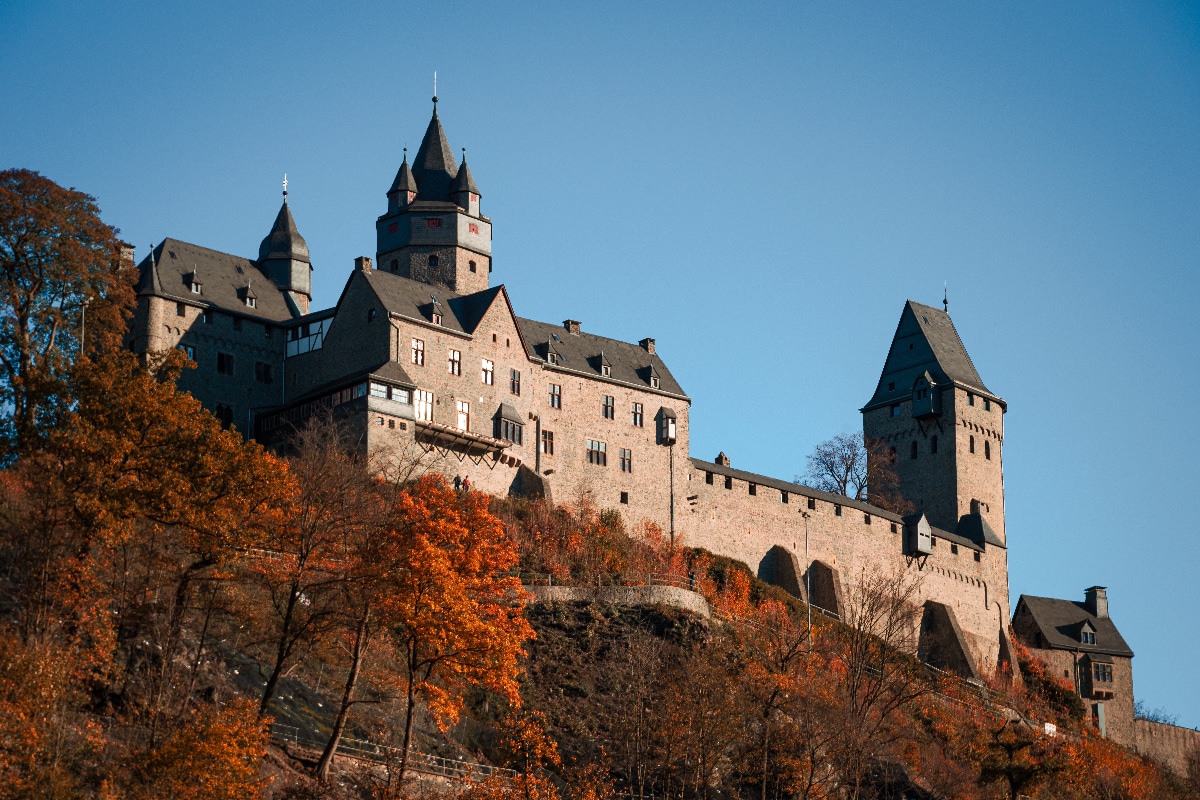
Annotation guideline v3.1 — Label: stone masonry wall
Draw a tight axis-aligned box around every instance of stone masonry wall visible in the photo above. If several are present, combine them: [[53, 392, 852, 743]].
[[677, 459, 1010, 676], [1029, 647, 1135, 743], [1131, 719, 1200, 776]]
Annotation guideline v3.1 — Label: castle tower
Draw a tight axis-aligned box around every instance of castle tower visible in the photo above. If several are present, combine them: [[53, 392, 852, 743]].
[[258, 184, 312, 314], [375, 99, 492, 294], [862, 301, 1007, 544]]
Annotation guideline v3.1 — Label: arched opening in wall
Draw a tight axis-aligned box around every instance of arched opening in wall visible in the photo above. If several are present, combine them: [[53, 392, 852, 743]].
[[807, 561, 844, 618], [758, 545, 804, 600], [917, 601, 981, 679]]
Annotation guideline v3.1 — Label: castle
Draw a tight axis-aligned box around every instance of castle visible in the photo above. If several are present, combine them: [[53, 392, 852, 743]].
[[129, 99, 1198, 771]]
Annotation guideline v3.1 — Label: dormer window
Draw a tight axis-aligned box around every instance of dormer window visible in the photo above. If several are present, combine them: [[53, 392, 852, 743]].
[[650, 376, 660, 389], [245, 296, 256, 308], [1081, 630, 1096, 645], [601, 365, 611, 377], [191, 282, 202, 294], [185, 270, 202, 294], [548, 352, 559, 365], [432, 313, 442, 326]]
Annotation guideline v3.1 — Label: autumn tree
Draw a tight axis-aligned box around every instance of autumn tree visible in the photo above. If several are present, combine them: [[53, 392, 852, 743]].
[[977, 719, 1067, 800], [315, 475, 534, 783], [0, 169, 135, 458], [800, 432, 911, 514]]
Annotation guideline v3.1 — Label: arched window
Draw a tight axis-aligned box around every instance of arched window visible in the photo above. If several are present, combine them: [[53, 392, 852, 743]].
[[428, 255, 439, 267], [910, 441, 918, 460], [969, 435, 975, 454], [930, 435, 938, 454], [985, 440, 991, 460]]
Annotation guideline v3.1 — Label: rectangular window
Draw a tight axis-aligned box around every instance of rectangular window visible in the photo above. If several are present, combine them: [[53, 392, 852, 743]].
[[370, 382, 388, 398], [705, 471, 713, 484], [1093, 664, 1113, 682], [481, 359, 494, 385], [414, 389, 433, 421], [203, 310, 212, 325], [469, 223, 479, 234], [411, 338, 425, 366], [176, 302, 185, 317], [455, 400, 469, 431], [834, 504, 843, 517], [586, 439, 607, 466], [864, 513, 871, 525], [967, 392, 975, 406], [540, 430, 554, 455], [499, 419, 523, 444], [448, 349, 461, 375], [233, 317, 243, 331], [631, 402, 644, 427], [620, 491, 629, 504], [510, 369, 521, 395], [393, 388, 412, 404], [426, 218, 441, 228], [724, 475, 733, 490], [951, 543, 959, 554], [781, 491, 788, 504], [984, 398, 991, 411], [619, 448, 632, 473], [255, 362, 273, 384], [807, 497, 816, 510], [179, 344, 195, 361], [549, 383, 562, 409], [217, 352, 235, 375], [891, 404, 901, 417], [602, 395, 615, 419], [748, 482, 757, 496]]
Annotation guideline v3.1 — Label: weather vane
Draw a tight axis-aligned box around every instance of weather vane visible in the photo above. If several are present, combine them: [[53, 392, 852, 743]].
[[282, 173, 288, 197], [433, 71, 438, 103]]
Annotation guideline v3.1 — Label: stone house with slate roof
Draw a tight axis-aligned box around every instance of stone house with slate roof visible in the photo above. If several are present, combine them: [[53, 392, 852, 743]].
[[128, 102, 1194, 768]]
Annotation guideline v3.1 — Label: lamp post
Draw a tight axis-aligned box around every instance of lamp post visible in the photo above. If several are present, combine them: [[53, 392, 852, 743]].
[[801, 510, 811, 638]]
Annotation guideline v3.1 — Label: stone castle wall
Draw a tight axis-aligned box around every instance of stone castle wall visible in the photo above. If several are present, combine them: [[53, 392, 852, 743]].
[[676, 457, 1011, 676], [1131, 719, 1200, 776]]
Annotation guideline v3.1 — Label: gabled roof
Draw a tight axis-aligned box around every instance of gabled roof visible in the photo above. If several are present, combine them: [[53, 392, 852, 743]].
[[864, 300, 1003, 412], [515, 317, 689, 399], [258, 200, 310, 264], [388, 153, 419, 195], [1015, 595, 1134, 657], [136, 238, 297, 321], [411, 105, 458, 202]]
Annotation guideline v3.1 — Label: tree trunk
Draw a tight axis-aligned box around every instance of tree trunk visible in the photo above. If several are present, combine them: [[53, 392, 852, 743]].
[[397, 640, 419, 785], [259, 580, 300, 718], [316, 607, 370, 782]]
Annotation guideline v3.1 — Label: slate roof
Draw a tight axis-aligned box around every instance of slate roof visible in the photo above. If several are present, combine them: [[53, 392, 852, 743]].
[[955, 512, 1004, 548], [1016, 595, 1134, 658], [357, 269, 499, 336], [258, 199, 310, 263], [388, 154, 419, 195], [450, 155, 479, 195], [864, 300, 1004, 411], [516, 317, 688, 399], [411, 105, 458, 202], [136, 238, 298, 321], [275, 358, 417, 408]]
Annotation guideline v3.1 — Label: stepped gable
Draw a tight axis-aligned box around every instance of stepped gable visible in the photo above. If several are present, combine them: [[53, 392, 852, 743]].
[[135, 238, 296, 321], [516, 317, 689, 398], [1015, 595, 1134, 657], [864, 300, 1002, 411]]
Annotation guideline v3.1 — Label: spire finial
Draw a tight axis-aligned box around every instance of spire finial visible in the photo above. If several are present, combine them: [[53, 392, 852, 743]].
[[282, 173, 288, 199], [149, 244, 155, 266], [433, 71, 438, 104], [943, 281, 948, 312]]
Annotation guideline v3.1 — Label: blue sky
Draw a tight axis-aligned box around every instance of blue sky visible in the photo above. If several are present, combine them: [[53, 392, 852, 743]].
[[3, 1, 1198, 727]]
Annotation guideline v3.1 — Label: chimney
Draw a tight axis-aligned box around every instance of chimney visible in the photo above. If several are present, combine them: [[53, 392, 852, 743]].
[[639, 337, 656, 355], [1085, 586, 1108, 618], [119, 242, 136, 269], [715, 451, 730, 467], [355, 256, 373, 271], [563, 319, 581, 335]]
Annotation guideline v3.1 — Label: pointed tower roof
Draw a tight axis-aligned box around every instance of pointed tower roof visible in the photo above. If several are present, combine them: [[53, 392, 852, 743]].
[[258, 198, 310, 264], [411, 102, 458, 201], [863, 300, 1003, 411], [450, 151, 479, 195], [389, 151, 419, 194], [136, 243, 164, 296]]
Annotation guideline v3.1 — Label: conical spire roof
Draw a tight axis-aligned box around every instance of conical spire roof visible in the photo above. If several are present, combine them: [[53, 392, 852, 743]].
[[389, 152, 419, 194], [136, 242, 164, 296], [411, 103, 458, 201], [450, 152, 479, 195], [258, 198, 310, 264]]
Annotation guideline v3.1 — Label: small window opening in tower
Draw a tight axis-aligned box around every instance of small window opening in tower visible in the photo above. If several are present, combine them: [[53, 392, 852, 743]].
[[469, 260, 477, 273], [967, 392, 975, 406], [985, 440, 991, 460], [390, 259, 398, 272], [910, 441, 918, 460], [428, 255, 439, 267], [931, 435, 938, 454], [969, 435, 976, 453]]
